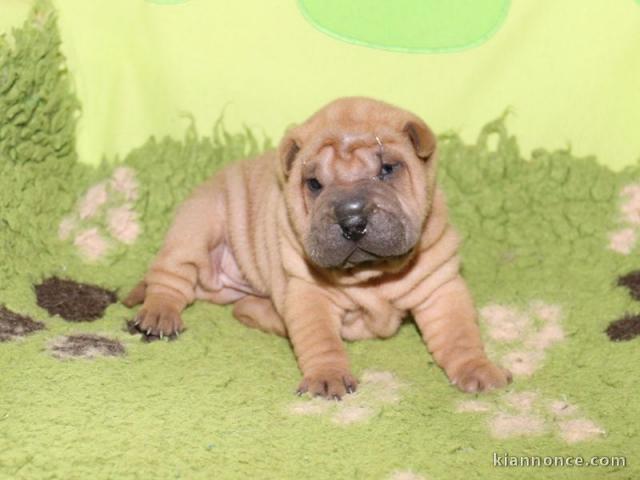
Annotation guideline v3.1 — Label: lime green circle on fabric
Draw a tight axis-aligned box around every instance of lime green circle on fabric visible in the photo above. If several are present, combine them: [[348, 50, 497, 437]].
[[298, 0, 511, 53]]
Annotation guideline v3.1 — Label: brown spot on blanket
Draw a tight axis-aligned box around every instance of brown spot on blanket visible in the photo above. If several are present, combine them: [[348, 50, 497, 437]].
[[606, 314, 640, 341], [49, 334, 125, 359], [0, 305, 45, 341], [617, 270, 640, 300], [35, 277, 116, 321]]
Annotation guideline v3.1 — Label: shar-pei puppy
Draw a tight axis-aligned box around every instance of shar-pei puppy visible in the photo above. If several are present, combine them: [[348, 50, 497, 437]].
[[124, 97, 512, 399]]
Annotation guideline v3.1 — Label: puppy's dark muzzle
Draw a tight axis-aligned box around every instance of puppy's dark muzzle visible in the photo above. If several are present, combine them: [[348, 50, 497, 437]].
[[335, 197, 368, 242]]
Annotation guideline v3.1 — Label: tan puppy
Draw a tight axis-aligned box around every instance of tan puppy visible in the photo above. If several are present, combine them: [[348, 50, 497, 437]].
[[124, 97, 511, 398]]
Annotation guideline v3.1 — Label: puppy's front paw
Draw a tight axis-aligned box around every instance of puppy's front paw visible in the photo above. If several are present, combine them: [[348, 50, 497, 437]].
[[453, 358, 512, 393], [134, 295, 184, 338], [296, 368, 358, 400]]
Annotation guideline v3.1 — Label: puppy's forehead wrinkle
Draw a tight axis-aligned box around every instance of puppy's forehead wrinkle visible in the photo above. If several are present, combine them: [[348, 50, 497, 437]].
[[338, 132, 376, 155], [303, 145, 334, 174], [306, 145, 381, 184], [298, 122, 398, 151], [334, 155, 377, 183]]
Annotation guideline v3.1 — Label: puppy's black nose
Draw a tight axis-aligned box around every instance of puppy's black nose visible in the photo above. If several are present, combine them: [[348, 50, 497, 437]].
[[335, 198, 368, 242], [339, 216, 367, 241]]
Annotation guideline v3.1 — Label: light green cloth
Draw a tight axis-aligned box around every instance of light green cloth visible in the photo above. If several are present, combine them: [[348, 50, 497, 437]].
[[2, 0, 640, 169]]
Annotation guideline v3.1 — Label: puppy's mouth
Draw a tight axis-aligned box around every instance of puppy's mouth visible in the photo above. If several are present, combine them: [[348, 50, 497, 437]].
[[339, 245, 412, 270]]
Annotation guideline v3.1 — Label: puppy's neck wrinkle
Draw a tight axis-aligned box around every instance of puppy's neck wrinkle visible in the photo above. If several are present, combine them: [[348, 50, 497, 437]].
[[317, 253, 418, 287], [417, 187, 449, 253]]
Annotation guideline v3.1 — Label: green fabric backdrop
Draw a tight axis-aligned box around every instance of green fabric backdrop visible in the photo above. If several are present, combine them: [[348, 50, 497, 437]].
[[2, 0, 640, 169]]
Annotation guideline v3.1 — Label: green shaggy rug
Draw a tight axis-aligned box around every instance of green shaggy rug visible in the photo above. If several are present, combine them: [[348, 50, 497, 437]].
[[1, 3, 639, 479]]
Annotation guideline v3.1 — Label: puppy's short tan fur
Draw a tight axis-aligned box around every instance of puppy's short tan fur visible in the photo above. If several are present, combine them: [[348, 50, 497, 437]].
[[124, 97, 511, 398]]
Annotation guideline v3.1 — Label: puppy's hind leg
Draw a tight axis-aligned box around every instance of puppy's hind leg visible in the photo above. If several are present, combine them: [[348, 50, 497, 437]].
[[132, 178, 225, 337], [233, 295, 287, 337]]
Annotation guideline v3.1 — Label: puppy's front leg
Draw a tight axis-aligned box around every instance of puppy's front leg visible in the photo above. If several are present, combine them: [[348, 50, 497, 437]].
[[285, 279, 357, 399], [412, 276, 511, 392]]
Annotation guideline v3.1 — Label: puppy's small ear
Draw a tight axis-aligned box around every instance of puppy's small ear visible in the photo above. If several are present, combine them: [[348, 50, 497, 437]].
[[277, 134, 301, 179], [403, 120, 436, 161]]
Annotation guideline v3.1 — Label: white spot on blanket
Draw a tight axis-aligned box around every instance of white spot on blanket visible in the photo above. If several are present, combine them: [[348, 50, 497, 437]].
[[110, 167, 139, 202], [609, 228, 636, 255], [530, 301, 562, 323], [481, 304, 530, 342], [331, 405, 374, 425], [525, 323, 564, 350], [360, 370, 402, 404], [79, 182, 108, 220], [456, 400, 491, 413], [459, 300, 604, 444], [74, 228, 109, 260], [490, 412, 547, 438], [502, 350, 544, 377], [620, 184, 640, 225], [107, 205, 140, 244], [608, 183, 640, 254], [558, 419, 605, 444], [459, 388, 605, 443], [548, 400, 578, 417], [290, 401, 329, 416], [479, 301, 565, 378], [504, 391, 538, 412], [59, 168, 142, 260], [289, 370, 404, 426], [388, 471, 427, 480], [58, 216, 77, 240]]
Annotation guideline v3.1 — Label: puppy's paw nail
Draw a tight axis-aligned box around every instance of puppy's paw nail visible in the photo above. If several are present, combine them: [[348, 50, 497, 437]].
[[296, 379, 309, 397], [343, 375, 358, 395], [504, 368, 513, 384]]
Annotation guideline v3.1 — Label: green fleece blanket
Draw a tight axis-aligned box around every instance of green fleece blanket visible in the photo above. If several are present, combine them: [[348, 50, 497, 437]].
[[1, 4, 639, 480]]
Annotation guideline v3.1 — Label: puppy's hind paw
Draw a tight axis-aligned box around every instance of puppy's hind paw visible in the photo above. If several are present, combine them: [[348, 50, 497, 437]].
[[133, 294, 184, 339]]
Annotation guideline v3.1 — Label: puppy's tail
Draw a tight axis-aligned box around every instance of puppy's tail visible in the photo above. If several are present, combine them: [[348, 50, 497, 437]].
[[122, 280, 146, 308]]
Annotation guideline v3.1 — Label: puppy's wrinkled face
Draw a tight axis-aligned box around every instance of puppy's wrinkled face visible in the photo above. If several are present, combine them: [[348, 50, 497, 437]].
[[302, 136, 419, 268], [279, 98, 437, 272]]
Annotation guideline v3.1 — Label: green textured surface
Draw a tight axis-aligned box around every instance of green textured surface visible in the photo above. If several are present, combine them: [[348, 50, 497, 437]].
[[1, 4, 640, 479], [298, 0, 511, 53]]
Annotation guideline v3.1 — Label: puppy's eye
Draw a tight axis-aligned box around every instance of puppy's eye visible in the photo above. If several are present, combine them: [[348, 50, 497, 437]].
[[306, 178, 323, 192], [379, 163, 398, 179]]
